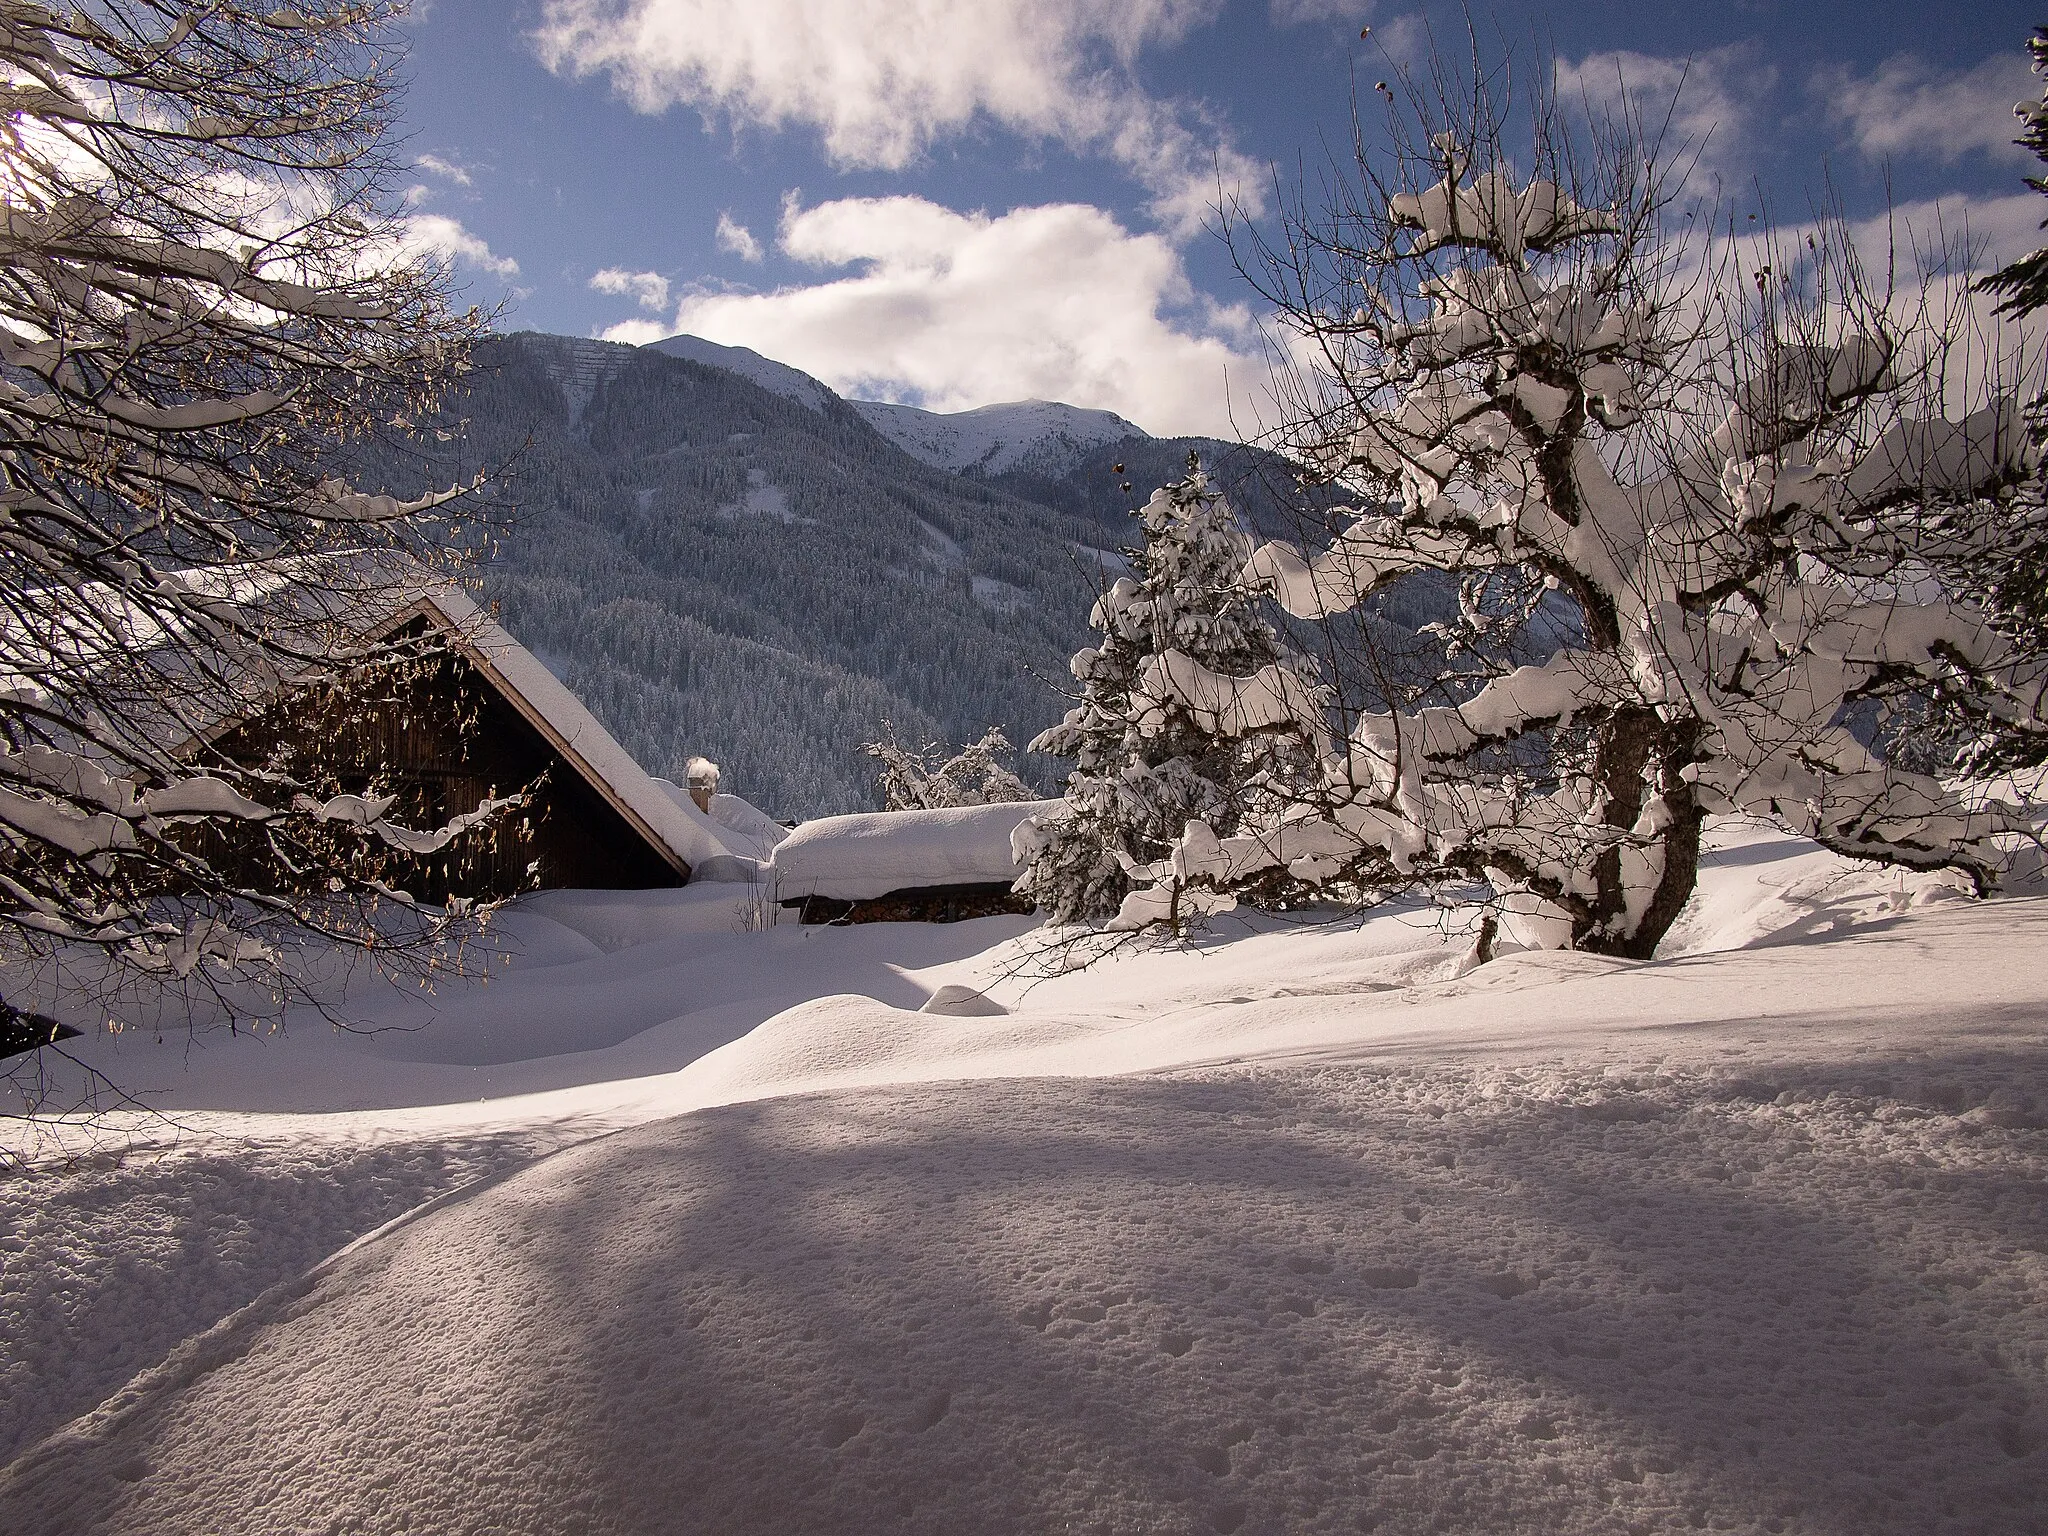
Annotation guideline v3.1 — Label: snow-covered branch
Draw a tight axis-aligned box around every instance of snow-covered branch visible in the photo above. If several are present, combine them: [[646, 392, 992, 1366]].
[[0, 1, 501, 1036], [1158, 66, 2046, 955]]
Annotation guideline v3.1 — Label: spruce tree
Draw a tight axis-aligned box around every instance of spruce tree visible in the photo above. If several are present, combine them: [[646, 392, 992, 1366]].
[[1018, 455, 1321, 923], [1984, 29, 2048, 318]]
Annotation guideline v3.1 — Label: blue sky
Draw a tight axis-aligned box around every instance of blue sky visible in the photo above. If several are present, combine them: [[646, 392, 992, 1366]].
[[394, 1, 2043, 436]]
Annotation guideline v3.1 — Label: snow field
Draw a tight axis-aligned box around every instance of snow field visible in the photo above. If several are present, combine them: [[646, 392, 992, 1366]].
[[0, 1132, 543, 1467], [11, 885, 1040, 1117], [3, 1061, 2043, 1535], [0, 818, 2043, 1532]]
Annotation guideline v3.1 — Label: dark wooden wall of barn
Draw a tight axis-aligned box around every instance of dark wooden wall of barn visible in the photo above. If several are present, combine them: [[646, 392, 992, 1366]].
[[202, 640, 685, 902]]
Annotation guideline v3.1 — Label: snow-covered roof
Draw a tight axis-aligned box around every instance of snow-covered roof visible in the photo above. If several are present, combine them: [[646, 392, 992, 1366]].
[[0, 556, 743, 882], [371, 586, 733, 877], [766, 800, 1059, 902]]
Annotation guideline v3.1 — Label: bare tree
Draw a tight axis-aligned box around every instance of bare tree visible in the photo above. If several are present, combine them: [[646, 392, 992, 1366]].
[[863, 723, 1033, 812], [1932, 22, 2048, 773], [0, 1, 498, 1067], [1113, 54, 2043, 955]]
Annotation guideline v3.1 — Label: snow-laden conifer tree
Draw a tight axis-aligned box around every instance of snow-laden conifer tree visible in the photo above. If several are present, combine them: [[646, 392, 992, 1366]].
[[0, 1, 490, 1058], [1017, 455, 1323, 925], [1985, 27, 2048, 321], [1115, 73, 2045, 954]]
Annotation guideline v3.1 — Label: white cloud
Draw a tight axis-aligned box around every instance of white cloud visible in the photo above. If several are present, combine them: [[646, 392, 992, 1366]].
[[1843, 193, 2042, 411], [1556, 46, 1774, 188], [1269, 0, 1373, 24], [645, 194, 1269, 437], [715, 212, 763, 262], [591, 266, 672, 310], [1659, 191, 2041, 424], [1863, 191, 2041, 274], [399, 214, 520, 279], [1815, 50, 2036, 167], [414, 152, 475, 187], [595, 316, 671, 346], [531, 0, 1257, 233]]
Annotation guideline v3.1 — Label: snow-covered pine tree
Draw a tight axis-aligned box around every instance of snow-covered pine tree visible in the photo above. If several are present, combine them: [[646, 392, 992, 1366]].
[[1017, 455, 1323, 925], [1984, 28, 2048, 320], [1117, 70, 2044, 955]]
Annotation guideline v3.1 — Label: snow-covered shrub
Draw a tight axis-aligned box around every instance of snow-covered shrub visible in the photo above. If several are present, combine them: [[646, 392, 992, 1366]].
[[862, 724, 1034, 810], [1118, 71, 2044, 954], [1018, 457, 1324, 924]]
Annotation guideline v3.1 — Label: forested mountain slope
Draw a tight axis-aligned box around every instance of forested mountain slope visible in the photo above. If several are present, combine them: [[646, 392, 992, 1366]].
[[378, 332, 1365, 820], [406, 334, 1134, 817]]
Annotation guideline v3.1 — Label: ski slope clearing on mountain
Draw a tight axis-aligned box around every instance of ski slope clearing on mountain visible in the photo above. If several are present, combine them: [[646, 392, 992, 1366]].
[[852, 396, 1146, 477], [2, 820, 2044, 1534]]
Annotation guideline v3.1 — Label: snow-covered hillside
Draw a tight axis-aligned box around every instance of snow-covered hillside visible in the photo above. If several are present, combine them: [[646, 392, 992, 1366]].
[[424, 334, 1124, 816], [636, 333, 1151, 475], [851, 396, 1148, 477], [645, 333, 836, 413], [402, 334, 1311, 816], [4, 820, 2045, 1535]]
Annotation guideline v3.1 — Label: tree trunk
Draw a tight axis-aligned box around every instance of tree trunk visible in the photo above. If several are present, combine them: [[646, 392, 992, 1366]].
[[1577, 708, 1706, 960]]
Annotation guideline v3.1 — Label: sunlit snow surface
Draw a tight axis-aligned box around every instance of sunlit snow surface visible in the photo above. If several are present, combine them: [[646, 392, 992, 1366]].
[[3, 819, 2045, 1534]]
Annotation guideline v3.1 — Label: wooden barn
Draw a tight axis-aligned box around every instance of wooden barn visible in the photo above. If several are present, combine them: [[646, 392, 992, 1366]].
[[190, 584, 722, 902]]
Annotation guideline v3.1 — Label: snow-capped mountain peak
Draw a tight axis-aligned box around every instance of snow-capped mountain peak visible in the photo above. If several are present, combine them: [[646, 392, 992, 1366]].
[[850, 397, 1149, 478], [644, 334, 835, 414]]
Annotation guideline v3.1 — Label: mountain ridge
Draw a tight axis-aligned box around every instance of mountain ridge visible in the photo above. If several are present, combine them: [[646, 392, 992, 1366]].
[[849, 396, 1148, 479], [639, 332, 1154, 481], [366, 330, 1343, 819]]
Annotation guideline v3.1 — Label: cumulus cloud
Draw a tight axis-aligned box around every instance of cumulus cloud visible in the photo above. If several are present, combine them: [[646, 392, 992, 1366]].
[[1556, 46, 1774, 187], [400, 214, 520, 279], [594, 316, 671, 346], [591, 267, 672, 310], [1815, 50, 2036, 167], [632, 194, 1269, 437], [413, 152, 475, 187], [1860, 191, 2042, 274], [1656, 190, 2041, 424], [715, 212, 763, 262], [1851, 192, 2042, 409], [530, 0, 1257, 233]]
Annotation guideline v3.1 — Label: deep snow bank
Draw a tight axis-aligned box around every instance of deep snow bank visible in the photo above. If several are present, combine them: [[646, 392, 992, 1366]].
[[6, 1063, 2043, 1536]]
